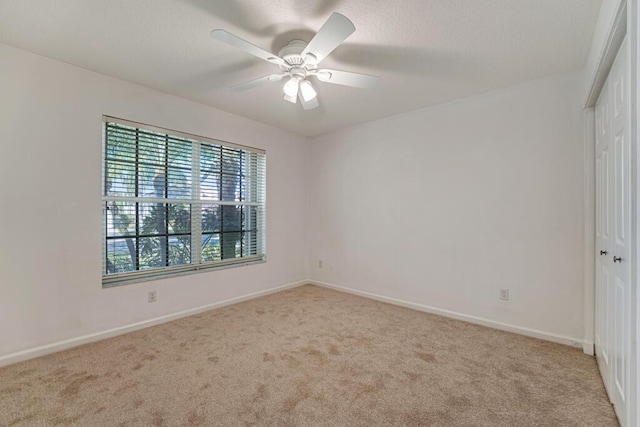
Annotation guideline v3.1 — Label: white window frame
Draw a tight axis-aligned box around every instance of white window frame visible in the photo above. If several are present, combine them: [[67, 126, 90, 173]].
[[101, 116, 266, 287]]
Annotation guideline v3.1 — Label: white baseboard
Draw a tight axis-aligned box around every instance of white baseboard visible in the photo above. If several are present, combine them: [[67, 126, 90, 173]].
[[582, 340, 595, 356], [0, 280, 307, 368], [309, 280, 584, 349]]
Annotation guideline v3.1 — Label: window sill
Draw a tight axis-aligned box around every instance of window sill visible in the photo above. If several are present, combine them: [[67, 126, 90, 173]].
[[102, 256, 266, 288]]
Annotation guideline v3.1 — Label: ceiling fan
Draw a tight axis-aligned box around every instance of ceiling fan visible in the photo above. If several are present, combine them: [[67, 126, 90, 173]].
[[210, 13, 379, 110]]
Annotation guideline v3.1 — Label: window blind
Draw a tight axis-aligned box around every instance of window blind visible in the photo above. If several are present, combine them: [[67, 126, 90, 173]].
[[102, 116, 266, 287]]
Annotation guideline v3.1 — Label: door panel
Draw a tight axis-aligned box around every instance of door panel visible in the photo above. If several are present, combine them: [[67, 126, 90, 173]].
[[595, 80, 613, 398], [595, 35, 630, 426], [614, 276, 626, 397], [610, 36, 630, 426]]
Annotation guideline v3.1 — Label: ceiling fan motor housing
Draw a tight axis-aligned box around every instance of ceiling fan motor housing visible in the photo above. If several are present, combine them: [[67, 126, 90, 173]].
[[278, 40, 318, 74]]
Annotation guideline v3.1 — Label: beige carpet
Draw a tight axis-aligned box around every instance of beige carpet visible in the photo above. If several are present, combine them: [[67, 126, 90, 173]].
[[0, 285, 617, 426]]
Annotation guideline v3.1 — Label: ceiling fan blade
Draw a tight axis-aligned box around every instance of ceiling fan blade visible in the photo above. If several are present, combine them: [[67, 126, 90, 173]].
[[298, 90, 319, 110], [315, 69, 380, 89], [230, 73, 285, 91], [211, 29, 286, 67], [301, 13, 355, 64]]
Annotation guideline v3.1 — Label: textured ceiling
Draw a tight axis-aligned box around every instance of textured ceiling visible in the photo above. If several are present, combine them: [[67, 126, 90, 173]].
[[0, 0, 602, 137]]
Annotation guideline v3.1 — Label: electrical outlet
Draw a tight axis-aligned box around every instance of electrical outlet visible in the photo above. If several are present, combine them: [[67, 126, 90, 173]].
[[318, 260, 323, 268], [499, 288, 509, 301], [148, 291, 157, 303]]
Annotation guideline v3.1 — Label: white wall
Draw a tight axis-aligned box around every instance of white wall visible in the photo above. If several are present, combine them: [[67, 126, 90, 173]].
[[0, 43, 309, 359], [308, 72, 586, 343]]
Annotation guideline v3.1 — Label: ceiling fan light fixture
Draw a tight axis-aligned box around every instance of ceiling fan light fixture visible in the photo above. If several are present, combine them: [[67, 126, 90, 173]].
[[283, 93, 297, 104], [283, 77, 300, 97], [299, 80, 317, 101]]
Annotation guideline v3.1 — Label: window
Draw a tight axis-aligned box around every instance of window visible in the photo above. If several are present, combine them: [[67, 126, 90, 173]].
[[102, 116, 266, 287]]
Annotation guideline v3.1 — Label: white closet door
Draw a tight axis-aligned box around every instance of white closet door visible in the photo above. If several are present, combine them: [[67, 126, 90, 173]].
[[595, 35, 630, 426], [595, 76, 613, 398], [610, 35, 630, 426]]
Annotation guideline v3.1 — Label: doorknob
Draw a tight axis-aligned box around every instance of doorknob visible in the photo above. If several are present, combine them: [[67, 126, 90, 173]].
[[613, 256, 622, 263], [600, 250, 608, 255]]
